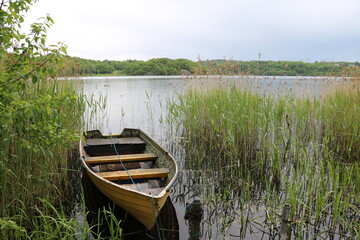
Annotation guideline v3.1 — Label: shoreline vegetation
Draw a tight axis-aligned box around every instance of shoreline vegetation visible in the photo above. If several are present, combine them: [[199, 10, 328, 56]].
[[62, 56, 359, 77], [1, 0, 359, 239], [167, 67, 359, 238], [1, 1, 122, 239]]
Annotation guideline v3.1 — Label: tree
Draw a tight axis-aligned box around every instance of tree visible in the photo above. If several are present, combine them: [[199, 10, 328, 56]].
[[1, 0, 68, 135], [1, 1, 83, 226]]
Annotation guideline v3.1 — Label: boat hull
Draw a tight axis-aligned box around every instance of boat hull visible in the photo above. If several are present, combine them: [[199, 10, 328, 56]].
[[86, 168, 170, 229], [80, 128, 178, 230]]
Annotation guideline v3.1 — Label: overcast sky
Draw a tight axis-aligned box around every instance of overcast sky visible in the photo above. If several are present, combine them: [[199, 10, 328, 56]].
[[24, 0, 360, 62]]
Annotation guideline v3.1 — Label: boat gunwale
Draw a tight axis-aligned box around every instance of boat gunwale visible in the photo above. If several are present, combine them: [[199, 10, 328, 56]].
[[79, 128, 178, 199]]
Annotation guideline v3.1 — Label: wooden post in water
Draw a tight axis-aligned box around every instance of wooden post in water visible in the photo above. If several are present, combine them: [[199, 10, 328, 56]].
[[184, 200, 203, 240], [280, 203, 291, 240]]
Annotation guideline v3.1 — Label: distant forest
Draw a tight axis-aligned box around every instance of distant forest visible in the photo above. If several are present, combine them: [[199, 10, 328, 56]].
[[62, 57, 359, 77]]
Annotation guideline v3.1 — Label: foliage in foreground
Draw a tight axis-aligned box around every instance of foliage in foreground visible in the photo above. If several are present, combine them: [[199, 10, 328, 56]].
[[0, 0, 88, 238], [0, 200, 124, 240]]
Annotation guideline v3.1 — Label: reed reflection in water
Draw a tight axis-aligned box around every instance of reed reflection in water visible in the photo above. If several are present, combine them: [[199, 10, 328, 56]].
[[76, 75, 358, 239]]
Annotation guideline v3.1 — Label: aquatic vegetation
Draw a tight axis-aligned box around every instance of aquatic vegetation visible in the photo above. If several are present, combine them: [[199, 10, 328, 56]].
[[0, 1, 92, 238], [0, 77, 87, 233], [168, 69, 359, 238], [0, 198, 124, 240]]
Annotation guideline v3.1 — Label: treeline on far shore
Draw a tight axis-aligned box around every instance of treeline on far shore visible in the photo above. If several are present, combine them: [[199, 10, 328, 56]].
[[63, 57, 197, 76], [62, 56, 359, 77]]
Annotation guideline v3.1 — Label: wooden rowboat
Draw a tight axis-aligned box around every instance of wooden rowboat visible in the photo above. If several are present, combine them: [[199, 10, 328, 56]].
[[79, 128, 178, 229]]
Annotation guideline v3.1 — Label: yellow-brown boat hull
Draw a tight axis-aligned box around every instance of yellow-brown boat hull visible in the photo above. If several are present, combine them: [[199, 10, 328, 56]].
[[80, 128, 178, 230]]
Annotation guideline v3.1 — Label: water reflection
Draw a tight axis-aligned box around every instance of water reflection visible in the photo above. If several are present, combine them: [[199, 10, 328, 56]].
[[75, 75, 342, 134], [74, 76, 349, 239], [76, 76, 185, 135]]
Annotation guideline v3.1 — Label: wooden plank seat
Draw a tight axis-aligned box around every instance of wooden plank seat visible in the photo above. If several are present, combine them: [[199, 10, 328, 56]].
[[84, 137, 146, 156], [86, 137, 145, 146], [85, 153, 158, 165], [97, 168, 170, 182]]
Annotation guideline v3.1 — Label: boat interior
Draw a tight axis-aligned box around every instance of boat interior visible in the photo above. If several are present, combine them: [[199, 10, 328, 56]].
[[83, 130, 170, 196]]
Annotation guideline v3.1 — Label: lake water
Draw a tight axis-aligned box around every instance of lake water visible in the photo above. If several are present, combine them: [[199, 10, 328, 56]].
[[78, 76, 185, 135], [77, 75, 339, 133], [75, 75, 343, 239]]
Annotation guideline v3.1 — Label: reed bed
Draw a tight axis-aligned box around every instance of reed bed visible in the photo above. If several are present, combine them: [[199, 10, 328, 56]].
[[0, 78, 85, 238], [0, 77, 125, 239], [168, 68, 359, 238]]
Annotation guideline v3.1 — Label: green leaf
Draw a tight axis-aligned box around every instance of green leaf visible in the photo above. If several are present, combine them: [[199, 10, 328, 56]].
[[61, 46, 67, 54], [46, 15, 54, 24], [31, 74, 38, 84], [48, 67, 56, 75]]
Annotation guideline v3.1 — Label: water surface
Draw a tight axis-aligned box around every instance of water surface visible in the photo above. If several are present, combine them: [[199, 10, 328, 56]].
[[75, 75, 342, 239]]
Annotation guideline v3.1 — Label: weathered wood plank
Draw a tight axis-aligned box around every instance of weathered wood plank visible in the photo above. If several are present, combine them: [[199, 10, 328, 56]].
[[86, 137, 144, 146], [84, 137, 146, 156], [97, 168, 169, 181], [85, 153, 158, 165]]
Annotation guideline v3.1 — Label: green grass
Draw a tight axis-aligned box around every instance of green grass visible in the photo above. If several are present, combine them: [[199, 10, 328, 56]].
[[1, 80, 83, 214], [0, 199, 124, 239], [0, 78, 89, 239], [168, 70, 359, 238], [0, 77, 125, 239]]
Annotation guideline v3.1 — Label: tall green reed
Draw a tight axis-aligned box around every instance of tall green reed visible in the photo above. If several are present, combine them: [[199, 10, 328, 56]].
[[0, 79, 86, 231], [0, 197, 124, 239], [168, 68, 359, 238]]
